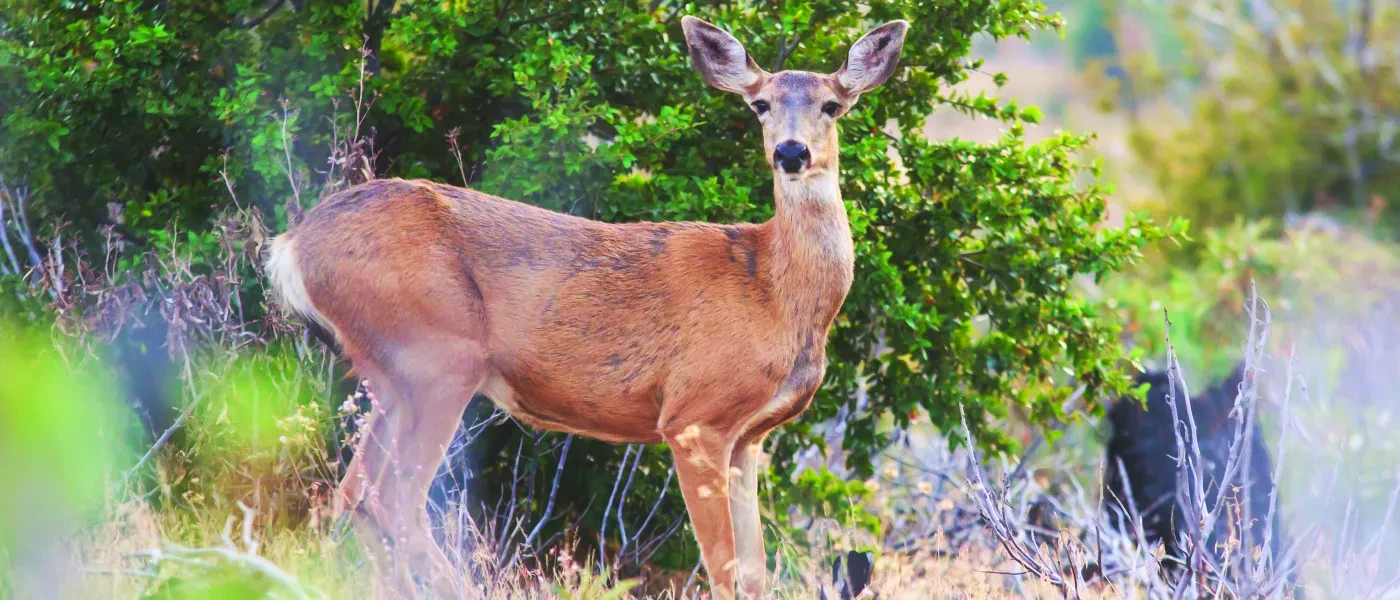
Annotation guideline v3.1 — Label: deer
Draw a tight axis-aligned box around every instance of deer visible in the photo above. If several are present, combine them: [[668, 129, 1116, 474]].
[[264, 16, 907, 599]]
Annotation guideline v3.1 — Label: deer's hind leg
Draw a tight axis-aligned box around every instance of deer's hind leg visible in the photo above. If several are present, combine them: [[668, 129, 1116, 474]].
[[337, 379, 401, 597], [337, 371, 416, 598], [341, 341, 488, 599]]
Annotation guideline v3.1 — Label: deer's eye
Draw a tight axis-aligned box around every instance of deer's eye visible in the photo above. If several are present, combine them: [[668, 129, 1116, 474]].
[[822, 101, 841, 117], [751, 100, 770, 115]]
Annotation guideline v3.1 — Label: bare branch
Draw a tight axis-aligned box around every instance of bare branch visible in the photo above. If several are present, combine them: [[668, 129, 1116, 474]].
[[278, 100, 303, 208], [599, 444, 632, 564], [0, 187, 20, 276], [522, 434, 573, 548]]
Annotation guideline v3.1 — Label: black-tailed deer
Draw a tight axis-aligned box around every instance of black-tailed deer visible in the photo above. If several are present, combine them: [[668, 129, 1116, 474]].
[[265, 16, 907, 599]]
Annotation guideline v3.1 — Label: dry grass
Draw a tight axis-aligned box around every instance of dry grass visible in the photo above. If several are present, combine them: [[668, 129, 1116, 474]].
[[54, 500, 1093, 600]]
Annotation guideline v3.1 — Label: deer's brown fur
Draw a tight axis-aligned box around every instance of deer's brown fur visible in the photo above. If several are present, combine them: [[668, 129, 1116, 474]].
[[266, 16, 907, 599]]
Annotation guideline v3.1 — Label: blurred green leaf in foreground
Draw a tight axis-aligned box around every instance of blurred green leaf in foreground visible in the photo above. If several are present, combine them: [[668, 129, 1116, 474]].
[[0, 319, 136, 595]]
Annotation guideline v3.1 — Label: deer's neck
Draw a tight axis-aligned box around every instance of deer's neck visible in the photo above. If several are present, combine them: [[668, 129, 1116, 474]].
[[765, 171, 855, 330]]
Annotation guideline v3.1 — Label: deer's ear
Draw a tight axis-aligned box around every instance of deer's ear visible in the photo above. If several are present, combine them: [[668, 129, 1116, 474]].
[[834, 20, 909, 97], [682, 16, 764, 95]]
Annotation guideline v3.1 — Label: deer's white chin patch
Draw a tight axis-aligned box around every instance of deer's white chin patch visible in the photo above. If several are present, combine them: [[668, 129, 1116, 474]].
[[777, 169, 839, 200], [774, 166, 832, 180]]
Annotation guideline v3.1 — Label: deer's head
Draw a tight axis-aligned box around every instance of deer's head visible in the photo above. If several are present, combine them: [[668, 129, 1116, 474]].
[[682, 16, 908, 181]]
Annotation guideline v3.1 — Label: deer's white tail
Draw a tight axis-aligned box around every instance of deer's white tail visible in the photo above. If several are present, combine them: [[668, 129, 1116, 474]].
[[265, 234, 330, 332]]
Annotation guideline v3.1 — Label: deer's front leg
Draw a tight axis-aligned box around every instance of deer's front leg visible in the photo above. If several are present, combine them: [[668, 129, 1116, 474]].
[[729, 438, 766, 599], [727, 352, 825, 598], [665, 424, 739, 600]]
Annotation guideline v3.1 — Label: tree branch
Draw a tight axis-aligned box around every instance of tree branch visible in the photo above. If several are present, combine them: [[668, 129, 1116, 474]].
[[0, 190, 20, 276], [510, 8, 572, 31], [598, 444, 633, 564], [772, 13, 822, 72], [234, 0, 286, 29]]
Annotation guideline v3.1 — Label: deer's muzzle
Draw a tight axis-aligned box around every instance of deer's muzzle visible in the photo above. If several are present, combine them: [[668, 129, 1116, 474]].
[[774, 141, 811, 174]]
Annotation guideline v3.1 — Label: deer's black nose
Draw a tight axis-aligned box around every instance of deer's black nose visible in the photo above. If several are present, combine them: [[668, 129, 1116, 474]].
[[774, 141, 810, 174]]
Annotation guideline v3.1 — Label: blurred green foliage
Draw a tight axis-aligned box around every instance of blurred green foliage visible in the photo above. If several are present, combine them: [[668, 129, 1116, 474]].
[[1055, 0, 1117, 69], [140, 567, 279, 600], [0, 316, 341, 596], [0, 0, 1174, 575], [1078, 0, 1400, 391], [1107, 214, 1400, 389], [1103, 0, 1400, 236], [0, 320, 134, 555]]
